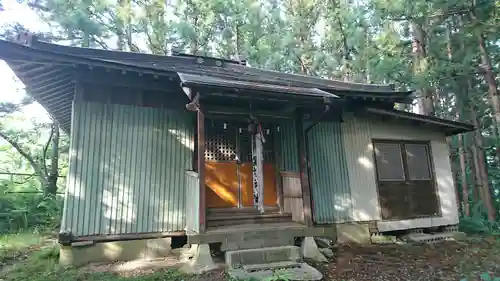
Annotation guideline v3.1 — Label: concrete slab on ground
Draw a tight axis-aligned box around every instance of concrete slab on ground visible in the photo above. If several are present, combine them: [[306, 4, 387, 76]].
[[225, 246, 301, 269], [403, 232, 467, 243], [228, 262, 323, 281]]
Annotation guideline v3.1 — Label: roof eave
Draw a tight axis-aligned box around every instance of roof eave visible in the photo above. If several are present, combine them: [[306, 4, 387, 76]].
[[178, 72, 340, 101], [366, 107, 475, 136]]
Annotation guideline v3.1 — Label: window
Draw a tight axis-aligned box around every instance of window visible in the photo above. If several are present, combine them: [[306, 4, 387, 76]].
[[373, 140, 439, 220]]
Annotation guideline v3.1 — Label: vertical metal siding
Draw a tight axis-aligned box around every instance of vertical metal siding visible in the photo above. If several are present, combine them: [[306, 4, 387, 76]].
[[341, 116, 380, 221], [278, 119, 299, 172], [308, 122, 352, 223], [61, 102, 194, 237]]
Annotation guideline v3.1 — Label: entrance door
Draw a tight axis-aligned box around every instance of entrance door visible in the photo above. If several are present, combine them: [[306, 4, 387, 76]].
[[204, 119, 278, 209]]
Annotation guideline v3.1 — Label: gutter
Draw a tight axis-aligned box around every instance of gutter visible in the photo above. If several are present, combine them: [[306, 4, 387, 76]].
[[302, 102, 332, 225]]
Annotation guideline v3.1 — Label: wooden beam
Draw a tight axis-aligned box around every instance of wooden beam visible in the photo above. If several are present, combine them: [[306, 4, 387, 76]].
[[204, 105, 293, 119], [197, 107, 206, 233], [69, 231, 185, 244], [185, 92, 205, 233], [295, 109, 313, 226], [275, 125, 285, 214], [74, 70, 178, 93]]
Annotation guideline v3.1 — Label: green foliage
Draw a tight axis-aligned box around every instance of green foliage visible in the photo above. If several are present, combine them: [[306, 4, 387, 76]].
[[460, 273, 500, 281], [459, 216, 494, 235], [0, 194, 63, 233]]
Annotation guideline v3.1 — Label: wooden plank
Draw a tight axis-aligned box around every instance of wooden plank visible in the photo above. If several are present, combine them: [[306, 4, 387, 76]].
[[282, 175, 302, 198], [284, 197, 305, 223], [282, 172, 305, 224], [197, 108, 206, 233], [280, 171, 300, 178], [295, 110, 313, 226]]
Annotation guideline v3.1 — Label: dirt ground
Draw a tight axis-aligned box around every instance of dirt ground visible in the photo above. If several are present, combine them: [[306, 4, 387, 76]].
[[315, 238, 500, 281], [82, 238, 500, 281], [4, 236, 500, 281]]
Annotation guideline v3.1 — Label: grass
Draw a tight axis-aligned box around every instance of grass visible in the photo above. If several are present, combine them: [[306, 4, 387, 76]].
[[0, 231, 208, 281], [0, 231, 47, 261], [3, 245, 194, 281]]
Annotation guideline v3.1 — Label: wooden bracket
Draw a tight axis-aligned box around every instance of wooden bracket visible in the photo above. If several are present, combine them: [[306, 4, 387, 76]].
[[185, 93, 200, 112]]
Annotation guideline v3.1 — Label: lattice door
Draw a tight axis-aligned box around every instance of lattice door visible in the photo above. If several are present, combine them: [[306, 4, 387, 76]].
[[204, 119, 278, 208]]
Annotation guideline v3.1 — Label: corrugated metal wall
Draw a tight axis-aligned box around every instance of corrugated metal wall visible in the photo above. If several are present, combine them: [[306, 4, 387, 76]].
[[308, 122, 352, 223], [341, 115, 380, 221], [278, 119, 299, 172], [61, 102, 194, 237]]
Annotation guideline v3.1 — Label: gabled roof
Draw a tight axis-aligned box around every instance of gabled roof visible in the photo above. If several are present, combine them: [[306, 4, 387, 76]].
[[0, 34, 415, 133]]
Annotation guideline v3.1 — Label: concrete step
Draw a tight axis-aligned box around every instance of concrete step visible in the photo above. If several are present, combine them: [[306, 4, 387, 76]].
[[225, 245, 301, 269], [226, 246, 323, 281]]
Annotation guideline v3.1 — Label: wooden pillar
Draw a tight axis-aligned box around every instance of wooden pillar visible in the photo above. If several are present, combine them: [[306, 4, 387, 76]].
[[275, 124, 285, 214], [295, 110, 313, 226], [197, 108, 206, 233], [186, 93, 206, 233]]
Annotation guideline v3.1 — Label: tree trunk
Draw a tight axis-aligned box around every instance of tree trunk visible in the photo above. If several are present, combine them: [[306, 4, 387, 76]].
[[411, 21, 434, 116], [46, 124, 59, 196], [470, 103, 496, 221], [473, 24, 500, 140], [458, 134, 470, 216], [469, 144, 482, 203], [447, 138, 462, 215]]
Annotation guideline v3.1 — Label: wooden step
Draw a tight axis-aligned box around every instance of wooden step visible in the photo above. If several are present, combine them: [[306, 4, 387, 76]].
[[207, 207, 280, 216], [207, 212, 293, 228]]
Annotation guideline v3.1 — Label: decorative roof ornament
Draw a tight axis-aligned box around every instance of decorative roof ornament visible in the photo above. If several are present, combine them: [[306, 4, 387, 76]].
[[14, 31, 36, 46]]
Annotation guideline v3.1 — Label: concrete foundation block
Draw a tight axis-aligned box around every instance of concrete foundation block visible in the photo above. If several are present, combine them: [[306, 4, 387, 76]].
[[225, 246, 301, 270], [179, 244, 217, 274], [336, 223, 371, 244], [300, 237, 327, 263], [403, 231, 467, 243], [318, 248, 334, 258], [171, 245, 196, 262], [59, 237, 172, 266], [228, 262, 323, 281], [370, 233, 397, 244]]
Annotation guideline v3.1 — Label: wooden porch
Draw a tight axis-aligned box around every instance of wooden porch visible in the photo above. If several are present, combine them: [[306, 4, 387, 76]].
[[185, 169, 308, 234], [183, 95, 321, 236]]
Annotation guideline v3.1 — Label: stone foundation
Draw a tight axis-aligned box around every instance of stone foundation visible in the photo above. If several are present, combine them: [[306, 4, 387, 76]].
[[336, 223, 371, 244], [59, 237, 172, 266]]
